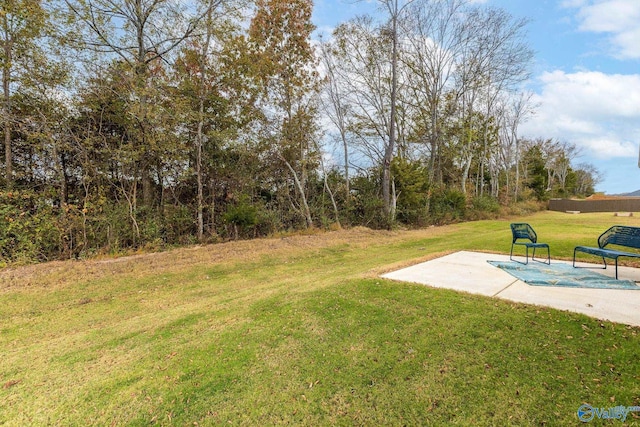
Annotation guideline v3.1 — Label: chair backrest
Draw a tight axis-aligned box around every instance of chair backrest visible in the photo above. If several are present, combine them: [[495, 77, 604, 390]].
[[598, 225, 640, 250], [510, 223, 537, 243]]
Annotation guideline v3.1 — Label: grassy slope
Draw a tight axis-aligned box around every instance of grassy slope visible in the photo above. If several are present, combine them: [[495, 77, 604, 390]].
[[1, 212, 639, 426]]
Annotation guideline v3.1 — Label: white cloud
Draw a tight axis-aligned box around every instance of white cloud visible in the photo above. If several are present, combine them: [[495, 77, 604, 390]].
[[611, 26, 640, 60], [521, 70, 640, 159], [560, 0, 588, 7], [574, 0, 639, 32], [580, 137, 636, 158], [565, 0, 640, 59], [540, 71, 640, 118]]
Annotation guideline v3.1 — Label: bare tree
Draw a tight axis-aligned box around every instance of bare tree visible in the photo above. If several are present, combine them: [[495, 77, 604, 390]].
[[331, 14, 412, 221], [402, 0, 466, 186], [318, 38, 352, 205], [575, 162, 602, 195], [379, 0, 414, 221], [547, 140, 580, 192], [189, 0, 235, 241], [452, 6, 532, 196], [331, 17, 391, 166], [498, 91, 535, 200]]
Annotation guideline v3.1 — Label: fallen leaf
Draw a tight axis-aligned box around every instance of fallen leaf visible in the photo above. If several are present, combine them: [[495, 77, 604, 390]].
[[3, 379, 21, 389]]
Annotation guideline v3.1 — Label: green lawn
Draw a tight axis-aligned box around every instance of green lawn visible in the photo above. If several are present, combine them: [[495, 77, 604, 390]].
[[1, 211, 639, 425]]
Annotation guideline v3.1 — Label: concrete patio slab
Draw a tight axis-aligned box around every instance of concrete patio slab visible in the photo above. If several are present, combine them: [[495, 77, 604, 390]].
[[381, 251, 640, 327]]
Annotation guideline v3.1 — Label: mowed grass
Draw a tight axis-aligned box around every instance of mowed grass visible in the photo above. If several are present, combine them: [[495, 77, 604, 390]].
[[1, 211, 639, 425]]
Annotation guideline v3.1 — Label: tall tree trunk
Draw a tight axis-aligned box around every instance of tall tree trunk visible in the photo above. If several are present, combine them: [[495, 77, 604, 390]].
[[196, 0, 216, 242], [196, 113, 204, 241], [382, 0, 399, 222], [319, 146, 340, 226], [3, 41, 12, 189], [142, 163, 153, 206], [209, 177, 216, 236], [462, 155, 472, 194], [342, 127, 350, 207], [281, 155, 312, 228], [195, 54, 206, 242], [52, 139, 68, 204]]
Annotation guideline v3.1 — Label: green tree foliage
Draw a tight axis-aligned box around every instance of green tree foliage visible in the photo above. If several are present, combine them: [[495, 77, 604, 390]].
[[522, 144, 548, 200], [391, 157, 430, 225], [0, 0, 603, 265], [1, 0, 47, 189], [249, 0, 320, 229], [223, 195, 257, 239], [0, 190, 60, 263], [429, 187, 466, 224]]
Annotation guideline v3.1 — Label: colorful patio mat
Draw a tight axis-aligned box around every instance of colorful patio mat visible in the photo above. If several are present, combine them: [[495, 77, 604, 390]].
[[488, 261, 640, 290]]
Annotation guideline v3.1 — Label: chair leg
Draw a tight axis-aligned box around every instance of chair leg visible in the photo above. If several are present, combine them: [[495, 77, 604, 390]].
[[510, 244, 528, 265], [532, 245, 550, 265], [573, 249, 608, 270]]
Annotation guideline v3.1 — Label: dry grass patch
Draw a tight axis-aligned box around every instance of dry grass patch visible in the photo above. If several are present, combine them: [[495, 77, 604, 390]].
[[0, 226, 405, 291]]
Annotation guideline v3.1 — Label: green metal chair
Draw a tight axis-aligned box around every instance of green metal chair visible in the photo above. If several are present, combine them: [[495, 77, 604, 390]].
[[510, 223, 550, 265]]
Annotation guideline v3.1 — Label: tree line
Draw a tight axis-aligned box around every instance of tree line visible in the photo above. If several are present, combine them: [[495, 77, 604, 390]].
[[0, 0, 599, 264]]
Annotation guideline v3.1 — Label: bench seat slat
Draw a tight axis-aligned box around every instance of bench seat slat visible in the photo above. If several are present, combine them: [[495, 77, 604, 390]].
[[574, 246, 640, 259], [573, 225, 640, 280]]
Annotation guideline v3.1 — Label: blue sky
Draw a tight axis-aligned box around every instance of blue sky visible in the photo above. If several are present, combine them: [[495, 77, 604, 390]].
[[312, 0, 640, 194]]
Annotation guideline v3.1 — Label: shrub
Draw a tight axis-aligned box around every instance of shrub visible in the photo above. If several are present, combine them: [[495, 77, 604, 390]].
[[505, 199, 547, 216], [467, 195, 501, 220], [0, 190, 61, 264], [163, 205, 197, 245], [224, 197, 258, 239], [349, 174, 388, 229], [429, 188, 466, 224]]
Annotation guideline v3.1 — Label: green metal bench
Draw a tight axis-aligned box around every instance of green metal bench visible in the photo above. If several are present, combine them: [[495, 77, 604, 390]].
[[573, 225, 640, 280], [510, 223, 550, 265]]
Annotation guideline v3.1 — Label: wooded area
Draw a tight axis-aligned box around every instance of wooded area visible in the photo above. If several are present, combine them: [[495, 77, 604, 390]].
[[0, 0, 600, 264]]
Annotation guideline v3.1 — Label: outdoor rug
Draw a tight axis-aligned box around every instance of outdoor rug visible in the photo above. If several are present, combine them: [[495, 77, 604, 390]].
[[487, 261, 640, 290]]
